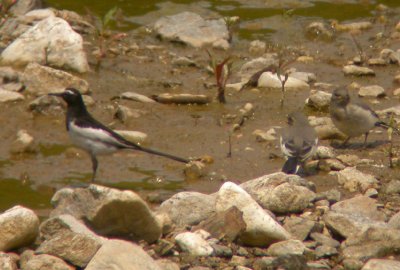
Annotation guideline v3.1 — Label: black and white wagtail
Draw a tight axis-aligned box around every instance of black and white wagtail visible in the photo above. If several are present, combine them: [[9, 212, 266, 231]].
[[280, 111, 318, 174], [330, 87, 398, 146], [49, 88, 190, 181]]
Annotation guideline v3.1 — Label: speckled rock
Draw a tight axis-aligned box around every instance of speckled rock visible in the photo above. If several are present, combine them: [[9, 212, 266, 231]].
[[22, 63, 89, 96], [158, 191, 215, 227]]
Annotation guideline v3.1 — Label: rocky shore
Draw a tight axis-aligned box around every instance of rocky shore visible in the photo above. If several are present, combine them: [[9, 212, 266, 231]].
[[1, 0, 400, 269]]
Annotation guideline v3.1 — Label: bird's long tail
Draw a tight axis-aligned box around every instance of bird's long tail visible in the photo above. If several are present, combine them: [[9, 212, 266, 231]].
[[375, 121, 400, 134], [131, 144, 190, 163], [282, 157, 300, 174]]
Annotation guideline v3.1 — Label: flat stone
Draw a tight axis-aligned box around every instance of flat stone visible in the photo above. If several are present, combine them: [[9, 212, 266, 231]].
[[0, 89, 24, 103], [358, 85, 385, 98], [324, 196, 387, 239], [116, 91, 156, 103], [153, 12, 229, 49], [22, 254, 74, 270], [362, 259, 400, 270], [343, 227, 400, 261], [158, 191, 215, 227], [267, 240, 306, 256], [343, 65, 375, 76], [283, 216, 319, 241], [310, 232, 340, 248]]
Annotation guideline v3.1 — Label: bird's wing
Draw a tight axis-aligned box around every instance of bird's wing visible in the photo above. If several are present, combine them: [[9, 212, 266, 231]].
[[73, 114, 142, 150]]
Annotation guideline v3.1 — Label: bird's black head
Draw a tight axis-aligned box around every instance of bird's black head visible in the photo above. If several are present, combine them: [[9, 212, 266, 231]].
[[331, 87, 350, 106], [49, 88, 84, 107]]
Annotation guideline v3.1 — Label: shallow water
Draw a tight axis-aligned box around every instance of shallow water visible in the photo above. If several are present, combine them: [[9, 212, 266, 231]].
[[1, 0, 400, 212]]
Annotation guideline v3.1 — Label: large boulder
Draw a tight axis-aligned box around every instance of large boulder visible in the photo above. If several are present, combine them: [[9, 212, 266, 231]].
[[1, 16, 89, 73]]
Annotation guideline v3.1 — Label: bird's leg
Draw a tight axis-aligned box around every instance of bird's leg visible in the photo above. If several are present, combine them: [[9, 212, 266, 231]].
[[363, 132, 369, 148], [90, 154, 98, 182], [341, 136, 351, 148]]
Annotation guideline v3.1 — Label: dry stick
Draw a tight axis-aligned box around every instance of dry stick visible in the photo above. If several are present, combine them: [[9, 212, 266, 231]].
[[227, 132, 232, 158], [350, 33, 366, 64], [278, 71, 289, 108], [388, 113, 395, 168]]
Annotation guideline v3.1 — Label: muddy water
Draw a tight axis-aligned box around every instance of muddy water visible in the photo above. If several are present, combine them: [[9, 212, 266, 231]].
[[1, 0, 400, 214]]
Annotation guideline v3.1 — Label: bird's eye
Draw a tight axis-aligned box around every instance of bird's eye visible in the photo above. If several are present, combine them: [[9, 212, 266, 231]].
[[65, 89, 75, 95]]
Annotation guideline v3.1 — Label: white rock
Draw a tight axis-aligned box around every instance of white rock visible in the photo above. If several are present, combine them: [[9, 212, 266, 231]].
[[290, 71, 316, 83], [0, 89, 24, 103], [175, 231, 213, 257], [249, 40, 266, 55], [335, 167, 379, 193], [216, 182, 290, 246], [153, 12, 229, 49], [0, 252, 18, 270], [114, 130, 148, 144], [362, 258, 400, 270], [22, 63, 89, 96], [258, 72, 310, 91], [85, 239, 162, 270], [253, 128, 277, 142], [1, 16, 89, 73], [0, 206, 39, 251], [358, 85, 385, 97], [10, 130, 35, 154], [118, 92, 156, 103]]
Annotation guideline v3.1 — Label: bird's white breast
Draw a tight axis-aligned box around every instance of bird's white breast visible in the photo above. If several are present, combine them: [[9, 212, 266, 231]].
[[68, 121, 121, 155]]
